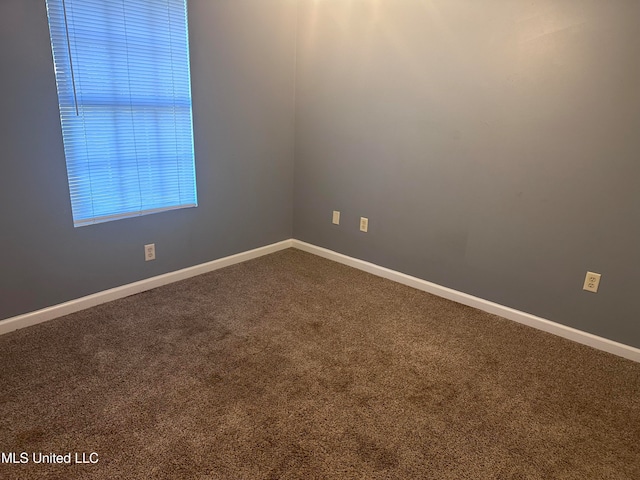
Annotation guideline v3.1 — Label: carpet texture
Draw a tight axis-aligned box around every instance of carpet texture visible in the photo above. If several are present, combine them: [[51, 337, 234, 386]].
[[1, 248, 639, 479]]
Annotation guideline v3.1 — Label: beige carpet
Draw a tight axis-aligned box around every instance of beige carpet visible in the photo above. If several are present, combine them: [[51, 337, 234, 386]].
[[1, 248, 639, 479]]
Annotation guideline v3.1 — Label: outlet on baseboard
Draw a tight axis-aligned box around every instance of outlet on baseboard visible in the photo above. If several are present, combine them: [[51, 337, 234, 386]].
[[145, 244, 156, 261], [583, 271, 601, 293], [360, 217, 369, 232]]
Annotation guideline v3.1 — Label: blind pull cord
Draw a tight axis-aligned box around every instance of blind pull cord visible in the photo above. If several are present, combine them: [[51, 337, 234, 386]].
[[61, 0, 79, 115]]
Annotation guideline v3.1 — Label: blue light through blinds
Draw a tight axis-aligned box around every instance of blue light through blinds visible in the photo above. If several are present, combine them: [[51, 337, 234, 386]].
[[46, 0, 197, 227]]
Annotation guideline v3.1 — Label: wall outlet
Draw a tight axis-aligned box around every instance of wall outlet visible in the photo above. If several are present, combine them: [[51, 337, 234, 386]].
[[583, 271, 601, 293], [360, 217, 369, 232], [332, 210, 340, 225], [144, 243, 156, 261]]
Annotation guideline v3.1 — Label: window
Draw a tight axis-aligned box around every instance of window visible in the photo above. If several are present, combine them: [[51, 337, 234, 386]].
[[46, 0, 197, 227]]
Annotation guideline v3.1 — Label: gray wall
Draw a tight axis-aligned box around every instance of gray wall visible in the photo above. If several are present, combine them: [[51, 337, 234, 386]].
[[3, 0, 639, 350], [0, 0, 296, 320], [294, 0, 640, 347]]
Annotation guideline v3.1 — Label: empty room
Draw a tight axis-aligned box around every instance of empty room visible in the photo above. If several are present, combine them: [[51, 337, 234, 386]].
[[1, 0, 639, 478]]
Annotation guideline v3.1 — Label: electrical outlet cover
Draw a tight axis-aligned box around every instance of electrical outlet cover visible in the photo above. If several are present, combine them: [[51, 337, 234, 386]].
[[583, 271, 601, 293], [145, 243, 156, 261]]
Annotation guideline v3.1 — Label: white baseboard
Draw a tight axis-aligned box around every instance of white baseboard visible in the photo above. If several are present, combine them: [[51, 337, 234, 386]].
[[0, 239, 293, 336], [3, 237, 638, 363], [292, 240, 640, 363]]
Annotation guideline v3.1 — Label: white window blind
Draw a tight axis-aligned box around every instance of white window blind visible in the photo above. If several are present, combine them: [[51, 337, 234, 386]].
[[46, 0, 197, 227]]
